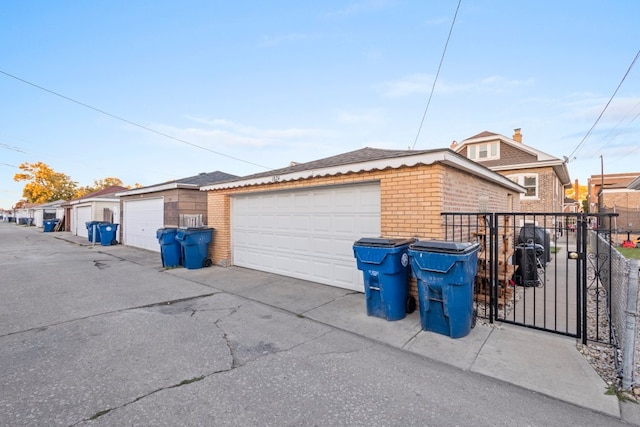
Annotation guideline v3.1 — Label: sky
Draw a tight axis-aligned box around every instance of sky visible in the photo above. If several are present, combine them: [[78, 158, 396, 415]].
[[2, 1, 639, 209]]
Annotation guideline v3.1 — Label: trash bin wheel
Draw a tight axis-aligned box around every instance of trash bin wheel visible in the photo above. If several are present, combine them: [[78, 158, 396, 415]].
[[406, 296, 416, 314], [111, 239, 118, 246], [202, 258, 213, 268], [471, 307, 478, 329]]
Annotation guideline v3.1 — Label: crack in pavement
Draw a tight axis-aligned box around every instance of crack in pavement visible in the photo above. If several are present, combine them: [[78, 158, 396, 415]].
[[71, 308, 350, 425], [0, 293, 219, 339]]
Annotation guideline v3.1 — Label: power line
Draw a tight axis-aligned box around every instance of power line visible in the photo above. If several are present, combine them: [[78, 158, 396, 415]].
[[0, 142, 25, 153], [566, 49, 640, 161], [0, 69, 273, 170], [411, 0, 462, 150]]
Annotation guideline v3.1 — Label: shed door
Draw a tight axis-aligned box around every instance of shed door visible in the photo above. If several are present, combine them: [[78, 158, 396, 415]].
[[231, 183, 381, 291], [123, 198, 164, 252], [75, 206, 92, 238]]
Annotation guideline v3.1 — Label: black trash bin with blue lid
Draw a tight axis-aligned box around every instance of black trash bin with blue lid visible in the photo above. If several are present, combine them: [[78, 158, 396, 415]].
[[408, 240, 480, 338], [157, 227, 181, 268], [97, 223, 119, 246], [175, 228, 214, 269], [353, 237, 415, 321]]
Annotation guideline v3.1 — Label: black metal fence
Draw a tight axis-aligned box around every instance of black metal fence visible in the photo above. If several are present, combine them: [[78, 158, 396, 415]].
[[441, 212, 618, 346]]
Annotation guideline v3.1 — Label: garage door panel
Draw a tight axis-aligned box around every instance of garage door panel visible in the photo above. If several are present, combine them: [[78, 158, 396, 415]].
[[76, 206, 92, 238], [232, 183, 381, 291], [123, 198, 163, 252], [334, 215, 356, 234], [312, 215, 331, 233]]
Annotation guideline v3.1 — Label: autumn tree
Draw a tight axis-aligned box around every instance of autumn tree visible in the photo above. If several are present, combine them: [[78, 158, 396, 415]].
[[13, 162, 78, 203], [565, 185, 588, 202], [75, 177, 125, 197]]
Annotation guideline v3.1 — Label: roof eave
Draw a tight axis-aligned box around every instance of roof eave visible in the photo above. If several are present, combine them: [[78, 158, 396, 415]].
[[116, 183, 199, 197], [201, 150, 525, 194], [490, 160, 571, 186]]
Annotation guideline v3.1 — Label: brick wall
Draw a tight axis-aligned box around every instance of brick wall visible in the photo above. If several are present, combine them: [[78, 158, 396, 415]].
[[602, 191, 640, 232], [206, 162, 518, 268], [119, 189, 208, 228]]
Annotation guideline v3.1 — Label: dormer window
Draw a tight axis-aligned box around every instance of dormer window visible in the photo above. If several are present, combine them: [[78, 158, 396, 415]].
[[467, 142, 499, 161]]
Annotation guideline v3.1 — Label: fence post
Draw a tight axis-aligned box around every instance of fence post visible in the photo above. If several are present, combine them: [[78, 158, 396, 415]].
[[622, 259, 639, 390], [579, 214, 587, 345]]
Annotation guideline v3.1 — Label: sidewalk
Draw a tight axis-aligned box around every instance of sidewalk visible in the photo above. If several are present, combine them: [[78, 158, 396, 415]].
[[54, 230, 638, 423]]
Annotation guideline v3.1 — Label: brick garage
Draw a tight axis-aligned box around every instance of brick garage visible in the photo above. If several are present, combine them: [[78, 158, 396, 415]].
[[203, 148, 523, 293], [117, 171, 236, 252]]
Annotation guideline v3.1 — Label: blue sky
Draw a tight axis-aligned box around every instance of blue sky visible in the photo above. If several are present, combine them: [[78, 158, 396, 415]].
[[2, 1, 639, 209]]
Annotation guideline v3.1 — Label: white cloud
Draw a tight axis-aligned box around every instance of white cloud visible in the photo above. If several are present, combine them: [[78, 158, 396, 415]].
[[325, 0, 394, 18], [379, 74, 534, 97], [154, 117, 334, 149], [335, 108, 386, 125]]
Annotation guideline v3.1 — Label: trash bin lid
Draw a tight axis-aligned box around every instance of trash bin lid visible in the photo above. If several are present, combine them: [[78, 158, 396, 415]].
[[354, 237, 415, 247], [409, 240, 479, 254]]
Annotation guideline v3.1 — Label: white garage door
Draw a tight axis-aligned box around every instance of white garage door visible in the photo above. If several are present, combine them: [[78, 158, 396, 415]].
[[123, 198, 164, 252], [75, 206, 92, 238], [232, 183, 381, 291]]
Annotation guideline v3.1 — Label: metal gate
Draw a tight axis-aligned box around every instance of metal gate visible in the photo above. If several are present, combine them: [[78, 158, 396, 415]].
[[441, 212, 617, 345]]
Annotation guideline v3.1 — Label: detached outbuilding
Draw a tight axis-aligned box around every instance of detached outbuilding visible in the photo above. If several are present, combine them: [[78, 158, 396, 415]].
[[32, 200, 66, 227], [64, 186, 127, 238], [116, 171, 237, 252], [202, 147, 524, 292]]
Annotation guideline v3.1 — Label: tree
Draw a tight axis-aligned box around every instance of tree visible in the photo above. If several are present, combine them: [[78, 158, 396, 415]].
[[75, 177, 125, 198], [565, 185, 588, 203], [13, 162, 78, 203]]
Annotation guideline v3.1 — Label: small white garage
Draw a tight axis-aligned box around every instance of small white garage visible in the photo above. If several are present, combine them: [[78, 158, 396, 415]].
[[122, 198, 164, 252], [75, 205, 92, 238], [116, 171, 237, 253], [67, 187, 125, 239], [231, 183, 381, 291]]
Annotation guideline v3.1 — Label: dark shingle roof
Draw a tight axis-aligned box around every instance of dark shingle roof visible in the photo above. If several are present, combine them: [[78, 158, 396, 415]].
[[175, 171, 238, 186], [237, 147, 441, 181], [464, 131, 498, 140]]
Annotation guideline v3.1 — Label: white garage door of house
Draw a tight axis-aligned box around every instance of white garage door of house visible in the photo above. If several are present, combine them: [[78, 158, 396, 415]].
[[232, 183, 381, 291], [76, 206, 92, 238], [123, 198, 164, 252]]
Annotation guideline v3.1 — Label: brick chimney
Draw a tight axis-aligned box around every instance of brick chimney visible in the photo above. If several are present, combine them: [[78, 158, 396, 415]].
[[513, 128, 522, 143]]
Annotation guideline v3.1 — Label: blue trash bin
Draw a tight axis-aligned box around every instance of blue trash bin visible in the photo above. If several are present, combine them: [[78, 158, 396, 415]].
[[175, 228, 214, 269], [97, 223, 119, 246], [353, 238, 415, 321], [157, 228, 181, 268], [43, 219, 59, 232], [86, 221, 107, 243], [408, 240, 480, 338]]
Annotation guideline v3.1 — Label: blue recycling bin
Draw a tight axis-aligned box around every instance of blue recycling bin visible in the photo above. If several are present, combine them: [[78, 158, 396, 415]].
[[97, 223, 119, 246], [175, 228, 214, 269], [157, 228, 182, 268], [43, 219, 59, 232], [86, 221, 108, 243], [408, 240, 480, 338], [353, 238, 415, 321]]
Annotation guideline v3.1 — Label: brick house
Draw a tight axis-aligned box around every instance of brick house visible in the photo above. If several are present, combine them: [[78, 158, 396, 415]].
[[588, 172, 640, 233], [451, 129, 571, 214], [201, 147, 523, 292]]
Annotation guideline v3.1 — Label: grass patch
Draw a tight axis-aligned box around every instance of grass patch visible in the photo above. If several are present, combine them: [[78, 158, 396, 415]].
[[617, 247, 640, 259]]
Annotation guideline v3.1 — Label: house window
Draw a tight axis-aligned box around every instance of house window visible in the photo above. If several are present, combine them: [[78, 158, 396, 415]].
[[467, 142, 499, 161], [508, 174, 538, 199]]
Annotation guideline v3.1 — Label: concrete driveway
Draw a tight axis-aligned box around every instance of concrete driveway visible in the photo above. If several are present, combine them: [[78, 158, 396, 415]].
[[0, 224, 632, 426]]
